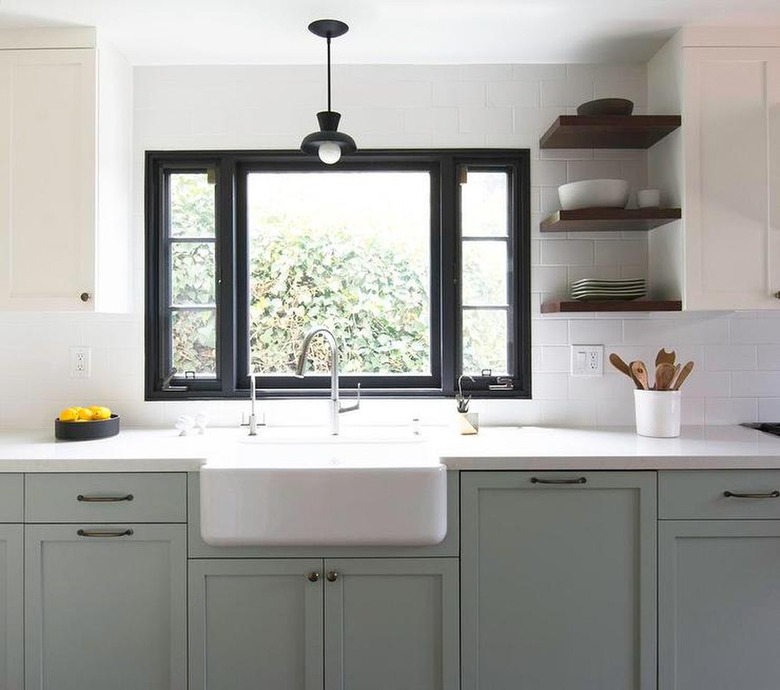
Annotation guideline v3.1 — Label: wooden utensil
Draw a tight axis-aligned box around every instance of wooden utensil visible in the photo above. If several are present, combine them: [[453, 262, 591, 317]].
[[654, 362, 676, 391], [671, 361, 694, 391], [655, 348, 676, 367], [630, 361, 650, 390], [609, 353, 633, 380]]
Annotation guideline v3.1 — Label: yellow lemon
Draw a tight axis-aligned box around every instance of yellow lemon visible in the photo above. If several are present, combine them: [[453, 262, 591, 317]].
[[89, 406, 112, 420], [76, 407, 95, 421], [58, 407, 80, 422]]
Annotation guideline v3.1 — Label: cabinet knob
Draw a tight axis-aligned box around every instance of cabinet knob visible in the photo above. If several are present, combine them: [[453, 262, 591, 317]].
[[307, 572, 320, 582], [774, 292, 780, 300], [326, 571, 339, 582], [80, 292, 92, 302]]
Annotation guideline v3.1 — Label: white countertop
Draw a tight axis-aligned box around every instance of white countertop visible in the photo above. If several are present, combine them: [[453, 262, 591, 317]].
[[0, 425, 779, 472]]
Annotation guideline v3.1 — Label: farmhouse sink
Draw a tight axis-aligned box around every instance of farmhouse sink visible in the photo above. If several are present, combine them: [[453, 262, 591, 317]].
[[200, 434, 447, 547]]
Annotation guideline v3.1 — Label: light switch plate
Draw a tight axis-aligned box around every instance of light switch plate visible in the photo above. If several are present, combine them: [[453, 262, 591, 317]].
[[571, 345, 603, 376]]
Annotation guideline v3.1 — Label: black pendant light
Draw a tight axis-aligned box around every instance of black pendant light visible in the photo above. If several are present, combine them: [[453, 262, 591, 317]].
[[300, 19, 356, 165]]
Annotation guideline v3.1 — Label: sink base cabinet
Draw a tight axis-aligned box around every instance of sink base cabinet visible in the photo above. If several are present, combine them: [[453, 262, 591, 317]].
[[0, 525, 22, 690], [461, 471, 657, 690], [659, 520, 780, 690], [25, 524, 187, 690], [189, 558, 459, 690]]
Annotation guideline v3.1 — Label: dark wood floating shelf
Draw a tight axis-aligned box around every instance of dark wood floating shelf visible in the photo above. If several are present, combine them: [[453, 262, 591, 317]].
[[541, 208, 682, 232], [542, 299, 682, 314], [540, 115, 681, 149]]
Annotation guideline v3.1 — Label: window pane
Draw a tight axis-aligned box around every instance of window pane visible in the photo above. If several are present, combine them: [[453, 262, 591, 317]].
[[170, 173, 215, 238], [462, 309, 508, 375], [246, 172, 431, 376], [462, 241, 508, 306], [461, 171, 508, 237], [172, 309, 216, 375], [171, 242, 216, 306]]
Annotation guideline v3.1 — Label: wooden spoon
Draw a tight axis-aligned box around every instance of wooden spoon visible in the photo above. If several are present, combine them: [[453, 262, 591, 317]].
[[630, 361, 650, 390], [609, 353, 633, 380], [655, 362, 676, 391], [671, 361, 694, 390], [655, 348, 676, 367]]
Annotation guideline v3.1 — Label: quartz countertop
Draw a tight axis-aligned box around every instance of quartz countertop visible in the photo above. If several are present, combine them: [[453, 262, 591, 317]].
[[0, 425, 778, 472]]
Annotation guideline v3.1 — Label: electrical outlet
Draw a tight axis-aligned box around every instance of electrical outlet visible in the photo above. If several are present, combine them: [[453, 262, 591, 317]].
[[70, 346, 91, 378], [571, 345, 603, 377]]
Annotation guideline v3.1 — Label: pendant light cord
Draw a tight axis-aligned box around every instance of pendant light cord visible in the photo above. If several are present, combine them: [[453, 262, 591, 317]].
[[326, 35, 332, 112]]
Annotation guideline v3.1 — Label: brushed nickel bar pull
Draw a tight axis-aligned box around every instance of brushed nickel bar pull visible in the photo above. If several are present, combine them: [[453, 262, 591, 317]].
[[77, 529, 134, 538], [531, 476, 587, 485], [723, 490, 780, 499], [77, 494, 134, 502]]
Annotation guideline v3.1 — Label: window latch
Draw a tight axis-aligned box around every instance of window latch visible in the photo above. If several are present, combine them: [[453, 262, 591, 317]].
[[488, 376, 515, 391], [161, 367, 189, 392]]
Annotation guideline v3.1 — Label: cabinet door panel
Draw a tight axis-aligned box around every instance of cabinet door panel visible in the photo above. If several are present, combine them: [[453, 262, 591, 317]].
[[684, 47, 780, 309], [0, 525, 22, 690], [189, 559, 324, 690], [659, 520, 780, 690], [324, 558, 459, 690], [0, 49, 96, 310], [25, 524, 186, 690], [461, 471, 657, 690]]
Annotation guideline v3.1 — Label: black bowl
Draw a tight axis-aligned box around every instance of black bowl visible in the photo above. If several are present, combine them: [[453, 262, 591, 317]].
[[55, 414, 120, 441], [577, 98, 634, 116]]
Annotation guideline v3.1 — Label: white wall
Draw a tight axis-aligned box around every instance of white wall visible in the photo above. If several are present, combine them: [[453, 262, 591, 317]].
[[1, 61, 779, 429]]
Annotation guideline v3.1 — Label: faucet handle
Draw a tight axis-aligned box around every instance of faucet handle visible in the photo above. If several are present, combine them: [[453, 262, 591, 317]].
[[338, 383, 361, 414]]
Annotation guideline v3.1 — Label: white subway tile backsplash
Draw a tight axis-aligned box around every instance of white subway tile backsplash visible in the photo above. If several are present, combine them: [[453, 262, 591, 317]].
[[432, 81, 485, 107], [531, 160, 568, 186], [540, 239, 594, 266], [569, 319, 623, 345], [487, 81, 539, 107], [458, 106, 513, 133], [704, 345, 757, 371], [730, 372, 780, 398], [540, 79, 594, 108], [594, 240, 647, 267], [758, 345, 780, 369], [705, 398, 758, 425], [532, 265, 568, 294]]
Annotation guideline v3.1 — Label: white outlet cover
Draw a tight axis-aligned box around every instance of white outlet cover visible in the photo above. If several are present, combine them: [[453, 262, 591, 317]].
[[571, 345, 603, 377]]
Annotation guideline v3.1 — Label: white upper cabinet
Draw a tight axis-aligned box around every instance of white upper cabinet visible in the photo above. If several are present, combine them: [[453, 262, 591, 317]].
[[0, 29, 132, 312], [648, 29, 780, 310]]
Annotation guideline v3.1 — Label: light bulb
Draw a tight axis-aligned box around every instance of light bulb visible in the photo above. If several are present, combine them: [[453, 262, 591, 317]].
[[318, 141, 342, 165]]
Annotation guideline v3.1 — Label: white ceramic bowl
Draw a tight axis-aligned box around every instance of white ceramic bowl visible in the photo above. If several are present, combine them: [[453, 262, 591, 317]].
[[558, 179, 630, 210]]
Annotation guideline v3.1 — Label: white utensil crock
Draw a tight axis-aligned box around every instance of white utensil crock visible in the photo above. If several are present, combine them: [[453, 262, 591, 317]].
[[634, 389, 681, 437]]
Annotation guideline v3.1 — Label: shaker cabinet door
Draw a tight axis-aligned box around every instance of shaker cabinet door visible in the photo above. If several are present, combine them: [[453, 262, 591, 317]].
[[0, 525, 22, 690], [25, 524, 187, 690], [659, 520, 780, 690], [461, 471, 657, 690]]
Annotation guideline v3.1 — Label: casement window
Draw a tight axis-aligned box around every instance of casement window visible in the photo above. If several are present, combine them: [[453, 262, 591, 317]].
[[145, 149, 530, 399]]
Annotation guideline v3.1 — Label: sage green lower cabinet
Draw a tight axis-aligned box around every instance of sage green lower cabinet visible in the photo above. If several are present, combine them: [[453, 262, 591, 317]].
[[461, 471, 657, 690], [25, 524, 187, 690], [659, 520, 780, 690], [189, 557, 459, 690], [323, 558, 459, 690], [0, 525, 23, 690]]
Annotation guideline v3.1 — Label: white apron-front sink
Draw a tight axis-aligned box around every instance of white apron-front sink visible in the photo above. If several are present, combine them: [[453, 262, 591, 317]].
[[200, 435, 447, 546]]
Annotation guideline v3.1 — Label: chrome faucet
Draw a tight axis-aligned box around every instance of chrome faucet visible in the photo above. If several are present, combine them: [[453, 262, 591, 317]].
[[295, 326, 360, 435], [241, 372, 265, 436]]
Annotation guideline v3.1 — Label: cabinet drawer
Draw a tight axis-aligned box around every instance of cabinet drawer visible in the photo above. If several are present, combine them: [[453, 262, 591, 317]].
[[659, 470, 780, 519], [25, 473, 186, 523], [0, 474, 23, 522]]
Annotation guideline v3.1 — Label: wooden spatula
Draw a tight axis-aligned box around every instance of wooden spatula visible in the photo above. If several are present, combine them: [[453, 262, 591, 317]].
[[655, 348, 676, 367], [630, 361, 650, 390], [654, 362, 676, 391], [671, 361, 694, 390], [609, 353, 633, 380]]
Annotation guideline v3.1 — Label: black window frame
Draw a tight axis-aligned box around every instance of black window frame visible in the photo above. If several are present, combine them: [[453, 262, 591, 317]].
[[145, 148, 531, 401]]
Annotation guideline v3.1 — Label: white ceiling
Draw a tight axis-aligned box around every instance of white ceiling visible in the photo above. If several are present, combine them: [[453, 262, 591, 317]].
[[1, 0, 779, 65]]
